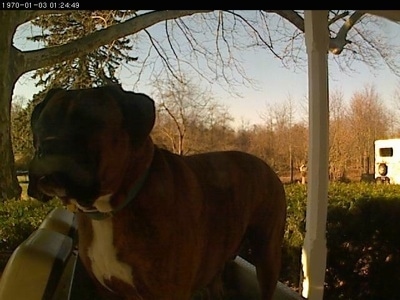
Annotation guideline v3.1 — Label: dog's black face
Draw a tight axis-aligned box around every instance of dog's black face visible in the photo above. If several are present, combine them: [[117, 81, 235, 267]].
[[28, 88, 102, 206], [28, 86, 155, 210]]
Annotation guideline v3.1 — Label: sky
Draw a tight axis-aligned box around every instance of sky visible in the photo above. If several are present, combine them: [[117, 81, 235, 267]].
[[12, 12, 400, 128]]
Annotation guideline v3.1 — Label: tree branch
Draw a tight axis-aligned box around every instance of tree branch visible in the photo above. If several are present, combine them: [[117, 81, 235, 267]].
[[360, 10, 400, 23], [226, 11, 282, 60], [329, 11, 365, 54], [142, 26, 182, 82], [17, 10, 213, 76], [328, 11, 349, 26], [267, 10, 305, 32], [264, 10, 367, 56]]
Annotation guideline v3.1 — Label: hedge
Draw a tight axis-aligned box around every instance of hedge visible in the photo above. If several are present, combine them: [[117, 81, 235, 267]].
[[0, 198, 60, 268], [2, 182, 400, 299], [281, 182, 400, 300]]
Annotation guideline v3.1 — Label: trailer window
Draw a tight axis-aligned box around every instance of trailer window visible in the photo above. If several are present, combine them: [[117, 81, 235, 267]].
[[379, 147, 393, 157]]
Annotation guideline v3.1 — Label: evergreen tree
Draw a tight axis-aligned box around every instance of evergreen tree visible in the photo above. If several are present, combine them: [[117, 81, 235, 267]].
[[29, 11, 138, 89]]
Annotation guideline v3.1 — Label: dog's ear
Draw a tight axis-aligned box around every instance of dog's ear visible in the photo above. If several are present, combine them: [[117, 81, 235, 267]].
[[31, 88, 63, 128], [115, 87, 156, 147], [31, 88, 64, 147]]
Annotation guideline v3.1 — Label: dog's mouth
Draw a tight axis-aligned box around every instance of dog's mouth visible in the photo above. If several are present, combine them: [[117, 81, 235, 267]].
[[28, 155, 99, 207], [36, 173, 95, 208], [37, 173, 68, 198]]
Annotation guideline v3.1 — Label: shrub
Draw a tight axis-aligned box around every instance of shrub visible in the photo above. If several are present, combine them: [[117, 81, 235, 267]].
[[326, 183, 400, 299], [0, 198, 60, 268], [280, 184, 307, 289], [281, 182, 400, 299]]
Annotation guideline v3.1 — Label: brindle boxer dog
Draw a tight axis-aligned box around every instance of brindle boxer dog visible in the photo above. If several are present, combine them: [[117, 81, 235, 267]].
[[28, 85, 286, 300]]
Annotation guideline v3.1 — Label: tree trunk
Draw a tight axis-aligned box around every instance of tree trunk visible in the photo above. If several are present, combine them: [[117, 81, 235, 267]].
[[0, 13, 23, 200], [0, 84, 21, 200]]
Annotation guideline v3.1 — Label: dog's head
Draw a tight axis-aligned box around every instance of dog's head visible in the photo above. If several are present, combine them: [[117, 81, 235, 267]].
[[27, 85, 155, 210]]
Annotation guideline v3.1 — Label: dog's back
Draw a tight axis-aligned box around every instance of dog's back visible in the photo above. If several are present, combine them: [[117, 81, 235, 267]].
[[166, 149, 287, 299]]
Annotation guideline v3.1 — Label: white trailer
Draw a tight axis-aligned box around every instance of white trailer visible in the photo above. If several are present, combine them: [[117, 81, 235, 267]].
[[374, 139, 400, 184]]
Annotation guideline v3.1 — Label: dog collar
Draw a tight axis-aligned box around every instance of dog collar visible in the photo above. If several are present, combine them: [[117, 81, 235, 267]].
[[83, 168, 150, 220]]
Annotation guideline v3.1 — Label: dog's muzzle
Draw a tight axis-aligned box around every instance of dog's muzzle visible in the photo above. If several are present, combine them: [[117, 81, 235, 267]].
[[28, 154, 98, 205]]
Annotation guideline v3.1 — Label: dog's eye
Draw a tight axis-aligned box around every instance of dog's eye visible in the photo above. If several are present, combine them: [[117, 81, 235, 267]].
[[37, 138, 69, 157]]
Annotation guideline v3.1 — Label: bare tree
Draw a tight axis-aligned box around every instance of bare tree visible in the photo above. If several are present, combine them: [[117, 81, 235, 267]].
[[348, 85, 391, 173], [152, 75, 232, 155], [191, 101, 234, 153], [390, 82, 400, 135], [329, 90, 352, 180], [260, 96, 297, 174]]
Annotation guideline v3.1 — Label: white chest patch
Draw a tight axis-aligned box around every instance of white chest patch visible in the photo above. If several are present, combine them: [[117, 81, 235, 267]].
[[93, 193, 114, 212], [87, 218, 134, 292]]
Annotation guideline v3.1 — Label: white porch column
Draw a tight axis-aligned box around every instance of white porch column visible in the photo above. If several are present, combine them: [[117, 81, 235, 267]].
[[301, 10, 329, 300]]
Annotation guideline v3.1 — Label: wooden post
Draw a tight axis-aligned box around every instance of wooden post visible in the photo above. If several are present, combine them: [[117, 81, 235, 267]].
[[363, 152, 370, 174], [300, 163, 307, 185], [290, 158, 294, 183]]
